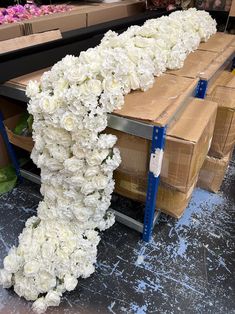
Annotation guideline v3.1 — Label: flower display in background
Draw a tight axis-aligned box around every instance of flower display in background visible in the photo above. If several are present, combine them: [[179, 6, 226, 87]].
[[0, 4, 72, 25], [0, 9, 216, 314]]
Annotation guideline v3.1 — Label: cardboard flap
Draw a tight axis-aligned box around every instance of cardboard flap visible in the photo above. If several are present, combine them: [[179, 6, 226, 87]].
[[167, 50, 217, 78], [167, 98, 217, 142], [114, 74, 197, 124], [8, 68, 50, 88], [198, 32, 235, 52], [0, 30, 62, 54]]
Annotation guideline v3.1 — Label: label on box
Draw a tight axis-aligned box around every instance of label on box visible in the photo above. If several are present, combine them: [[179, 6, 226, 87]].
[[149, 148, 164, 177]]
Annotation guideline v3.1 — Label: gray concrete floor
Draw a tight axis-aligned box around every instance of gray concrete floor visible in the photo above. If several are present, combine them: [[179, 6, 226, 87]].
[[0, 158, 234, 314]]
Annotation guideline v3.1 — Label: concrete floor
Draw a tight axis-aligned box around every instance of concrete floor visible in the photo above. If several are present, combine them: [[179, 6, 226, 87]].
[[0, 159, 234, 314]]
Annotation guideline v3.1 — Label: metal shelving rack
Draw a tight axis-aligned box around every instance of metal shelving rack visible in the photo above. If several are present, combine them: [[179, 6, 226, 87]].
[[0, 12, 234, 242]]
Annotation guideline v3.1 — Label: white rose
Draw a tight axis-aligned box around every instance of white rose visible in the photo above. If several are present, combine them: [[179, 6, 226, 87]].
[[84, 166, 100, 178], [3, 248, 22, 273], [64, 157, 85, 172], [45, 290, 61, 307], [86, 149, 109, 166], [24, 261, 40, 277], [129, 71, 140, 90], [64, 274, 78, 291], [0, 269, 12, 288], [32, 297, 47, 314], [80, 182, 96, 195], [61, 112, 77, 131], [69, 174, 85, 187], [83, 192, 100, 207], [97, 134, 117, 149], [36, 271, 56, 293], [72, 144, 86, 158], [86, 79, 102, 96], [40, 96, 60, 114], [92, 174, 109, 190], [26, 80, 40, 98], [41, 242, 55, 260]]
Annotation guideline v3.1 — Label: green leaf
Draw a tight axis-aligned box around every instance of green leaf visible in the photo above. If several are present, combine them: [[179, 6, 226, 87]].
[[0, 165, 17, 195]]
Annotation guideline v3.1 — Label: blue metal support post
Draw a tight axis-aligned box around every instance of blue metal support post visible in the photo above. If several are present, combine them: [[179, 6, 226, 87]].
[[195, 79, 208, 99], [142, 126, 166, 242], [0, 111, 21, 180]]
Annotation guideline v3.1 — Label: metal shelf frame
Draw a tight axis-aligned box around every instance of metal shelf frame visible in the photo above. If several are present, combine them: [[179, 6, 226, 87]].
[[0, 13, 234, 241]]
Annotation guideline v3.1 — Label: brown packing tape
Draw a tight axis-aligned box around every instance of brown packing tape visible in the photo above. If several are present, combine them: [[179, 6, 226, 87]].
[[0, 23, 24, 41], [0, 30, 62, 54], [197, 152, 231, 193], [114, 170, 197, 218], [4, 114, 34, 152], [198, 32, 235, 53]]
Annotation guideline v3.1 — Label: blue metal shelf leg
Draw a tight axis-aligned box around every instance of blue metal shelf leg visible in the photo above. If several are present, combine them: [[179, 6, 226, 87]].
[[195, 79, 208, 99], [0, 111, 21, 180], [142, 126, 166, 242]]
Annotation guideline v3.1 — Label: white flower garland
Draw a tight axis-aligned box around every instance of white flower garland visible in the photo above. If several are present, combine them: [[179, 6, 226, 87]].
[[0, 9, 216, 313]]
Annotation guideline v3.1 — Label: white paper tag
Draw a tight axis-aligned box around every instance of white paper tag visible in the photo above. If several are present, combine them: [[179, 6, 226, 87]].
[[149, 148, 164, 177]]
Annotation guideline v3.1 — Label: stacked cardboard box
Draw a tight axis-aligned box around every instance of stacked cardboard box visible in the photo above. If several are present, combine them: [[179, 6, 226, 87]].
[[0, 23, 24, 41], [108, 75, 217, 218], [198, 71, 235, 192], [0, 0, 145, 44]]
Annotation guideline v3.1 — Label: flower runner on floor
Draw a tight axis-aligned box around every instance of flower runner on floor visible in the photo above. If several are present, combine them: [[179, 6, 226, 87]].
[[0, 9, 216, 314]]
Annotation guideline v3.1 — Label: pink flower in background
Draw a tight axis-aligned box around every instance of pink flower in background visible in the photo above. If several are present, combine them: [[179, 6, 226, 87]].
[[0, 3, 72, 25]]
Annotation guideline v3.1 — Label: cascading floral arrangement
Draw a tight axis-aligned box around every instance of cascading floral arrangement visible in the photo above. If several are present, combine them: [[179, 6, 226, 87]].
[[0, 9, 216, 314]]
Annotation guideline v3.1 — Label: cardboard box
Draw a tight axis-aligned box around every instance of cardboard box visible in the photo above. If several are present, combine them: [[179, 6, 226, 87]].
[[86, 5, 127, 26], [208, 85, 235, 158], [114, 170, 197, 218], [0, 97, 23, 167], [206, 70, 234, 96], [24, 10, 86, 35], [114, 74, 198, 125], [198, 32, 235, 53], [102, 0, 146, 16], [167, 50, 217, 79], [0, 23, 24, 41], [197, 152, 231, 193], [4, 114, 34, 152], [229, 0, 235, 16], [201, 46, 235, 82], [110, 98, 217, 193], [0, 30, 62, 54]]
